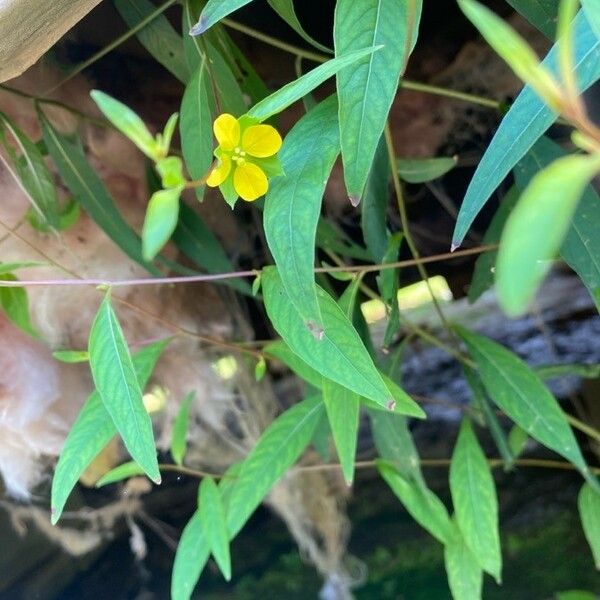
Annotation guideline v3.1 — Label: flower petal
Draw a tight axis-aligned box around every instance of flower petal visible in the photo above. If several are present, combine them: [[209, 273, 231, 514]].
[[241, 124, 282, 158], [206, 155, 231, 187], [213, 114, 240, 151], [234, 162, 268, 201]]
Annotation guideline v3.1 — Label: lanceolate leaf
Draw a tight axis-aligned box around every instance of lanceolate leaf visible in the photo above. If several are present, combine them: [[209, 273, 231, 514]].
[[335, 0, 422, 201], [514, 137, 600, 310], [114, 0, 189, 83], [191, 0, 253, 34], [582, 0, 600, 40], [322, 377, 360, 484], [578, 483, 600, 568], [397, 156, 457, 184], [199, 477, 231, 580], [171, 391, 195, 466], [247, 47, 382, 123], [452, 10, 599, 247], [450, 418, 502, 582], [51, 339, 170, 524], [88, 295, 160, 483], [468, 186, 519, 304], [378, 460, 453, 544], [0, 273, 38, 338], [266, 0, 332, 53], [262, 267, 393, 408], [0, 111, 59, 228], [142, 186, 182, 261], [226, 395, 324, 538], [456, 326, 598, 490], [496, 152, 600, 315], [264, 95, 339, 332], [444, 520, 484, 600], [40, 110, 161, 275], [506, 0, 559, 39]]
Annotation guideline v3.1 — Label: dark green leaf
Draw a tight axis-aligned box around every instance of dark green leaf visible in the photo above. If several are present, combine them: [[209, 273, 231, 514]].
[[51, 339, 170, 523], [226, 395, 324, 538], [264, 340, 323, 389], [507, 425, 529, 458], [468, 186, 518, 303], [199, 477, 231, 580], [264, 95, 339, 332], [506, 0, 559, 38], [397, 156, 457, 184], [95, 461, 146, 487], [171, 391, 195, 466], [456, 326, 598, 490], [114, 0, 189, 83], [378, 460, 453, 544], [40, 110, 161, 275], [450, 418, 502, 581], [322, 377, 360, 484], [335, 0, 422, 201], [452, 11, 599, 247], [88, 295, 160, 483]]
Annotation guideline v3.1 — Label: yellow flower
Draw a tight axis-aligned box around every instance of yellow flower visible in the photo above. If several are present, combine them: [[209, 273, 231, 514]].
[[206, 113, 283, 204]]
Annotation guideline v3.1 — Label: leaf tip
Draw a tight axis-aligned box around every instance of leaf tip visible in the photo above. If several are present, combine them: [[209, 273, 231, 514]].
[[450, 241, 461, 252], [50, 507, 59, 525], [189, 16, 208, 36], [349, 194, 361, 207]]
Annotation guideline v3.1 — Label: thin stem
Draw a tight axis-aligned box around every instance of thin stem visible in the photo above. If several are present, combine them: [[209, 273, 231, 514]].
[[566, 413, 600, 444], [0, 244, 497, 288], [45, 0, 179, 94], [222, 18, 502, 110], [384, 122, 456, 339]]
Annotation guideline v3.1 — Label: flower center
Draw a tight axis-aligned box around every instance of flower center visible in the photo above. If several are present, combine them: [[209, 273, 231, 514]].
[[231, 147, 247, 165]]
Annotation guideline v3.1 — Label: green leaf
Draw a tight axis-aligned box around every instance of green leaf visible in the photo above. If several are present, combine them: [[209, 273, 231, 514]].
[[316, 218, 372, 261], [582, 0, 600, 39], [506, 0, 559, 39], [247, 47, 382, 123], [452, 10, 599, 247], [556, 592, 599, 600], [88, 295, 160, 483], [468, 186, 519, 303], [199, 477, 231, 580], [262, 267, 393, 408], [52, 349, 89, 363], [172, 203, 252, 295], [397, 156, 457, 184], [322, 377, 359, 485], [444, 520, 484, 600], [264, 340, 323, 389], [254, 356, 266, 381], [264, 95, 339, 332], [456, 326, 598, 490], [458, 0, 561, 107], [378, 460, 453, 544], [507, 425, 529, 458], [171, 391, 195, 466], [450, 418, 502, 581], [142, 186, 182, 261], [266, 0, 332, 53], [95, 461, 146, 487], [114, 0, 189, 83], [40, 110, 160, 275], [361, 136, 391, 262], [335, 0, 422, 201], [180, 61, 212, 201], [369, 409, 422, 483], [51, 339, 170, 524], [90, 90, 160, 159], [226, 395, 324, 538], [578, 483, 600, 568], [156, 156, 185, 189], [0, 111, 60, 228], [377, 373, 425, 418], [0, 261, 46, 275], [514, 136, 600, 310], [496, 153, 600, 316], [535, 362, 600, 379], [0, 273, 38, 337]]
